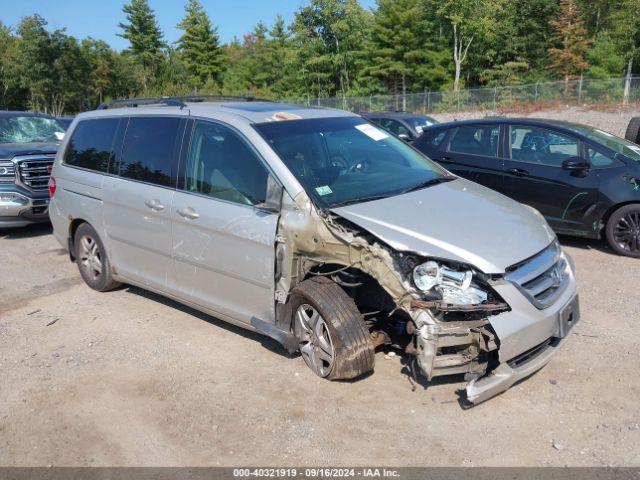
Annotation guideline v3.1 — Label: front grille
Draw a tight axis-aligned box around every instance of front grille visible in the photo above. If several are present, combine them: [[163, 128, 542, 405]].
[[15, 155, 55, 191], [505, 241, 569, 309]]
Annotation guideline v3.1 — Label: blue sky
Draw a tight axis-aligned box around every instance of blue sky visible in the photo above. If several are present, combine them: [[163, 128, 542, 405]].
[[2, 0, 378, 50]]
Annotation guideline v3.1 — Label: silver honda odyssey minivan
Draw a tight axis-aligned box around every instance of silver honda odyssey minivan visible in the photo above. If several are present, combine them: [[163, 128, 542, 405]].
[[49, 97, 579, 405]]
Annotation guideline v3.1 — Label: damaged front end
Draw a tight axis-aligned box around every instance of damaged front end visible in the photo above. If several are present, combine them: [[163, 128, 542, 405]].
[[271, 191, 520, 404]]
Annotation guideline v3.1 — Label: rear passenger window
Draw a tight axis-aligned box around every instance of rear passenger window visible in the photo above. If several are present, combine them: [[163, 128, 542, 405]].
[[449, 125, 499, 157], [64, 118, 119, 172], [119, 117, 183, 187], [182, 121, 268, 206]]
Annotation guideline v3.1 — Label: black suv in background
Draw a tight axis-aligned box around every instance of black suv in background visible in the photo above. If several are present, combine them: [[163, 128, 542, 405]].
[[414, 118, 640, 257], [0, 112, 66, 228], [362, 112, 438, 142]]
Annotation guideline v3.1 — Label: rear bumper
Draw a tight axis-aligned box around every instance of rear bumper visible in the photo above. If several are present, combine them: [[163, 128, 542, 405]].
[[0, 191, 50, 228]]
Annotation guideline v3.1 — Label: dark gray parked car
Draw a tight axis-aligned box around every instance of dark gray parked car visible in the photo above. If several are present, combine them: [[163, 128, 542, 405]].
[[414, 118, 640, 257], [362, 112, 438, 142], [0, 111, 66, 228]]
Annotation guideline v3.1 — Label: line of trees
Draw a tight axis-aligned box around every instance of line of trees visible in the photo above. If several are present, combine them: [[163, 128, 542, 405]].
[[0, 0, 638, 115]]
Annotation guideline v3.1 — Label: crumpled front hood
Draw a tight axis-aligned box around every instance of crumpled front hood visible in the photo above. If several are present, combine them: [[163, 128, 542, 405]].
[[331, 178, 556, 274]]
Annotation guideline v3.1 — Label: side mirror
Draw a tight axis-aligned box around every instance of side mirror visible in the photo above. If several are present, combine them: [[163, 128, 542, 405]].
[[256, 174, 283, 213], [398, 133, 412, 142], [562, 157, 589, 171]]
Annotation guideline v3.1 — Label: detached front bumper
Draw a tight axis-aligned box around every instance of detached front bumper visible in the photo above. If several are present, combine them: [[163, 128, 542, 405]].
[[465, 289, 580, 405], [0, 191, 50, 228], [465, 336, 563, 404]]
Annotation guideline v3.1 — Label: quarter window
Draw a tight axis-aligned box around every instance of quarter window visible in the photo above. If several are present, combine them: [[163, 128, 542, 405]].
[[64, 118, 120, 172], [183, 121, 268, 206], [510, 127, 578, 166], [119, 117, 184, 187], [449, 125, 499, 157]]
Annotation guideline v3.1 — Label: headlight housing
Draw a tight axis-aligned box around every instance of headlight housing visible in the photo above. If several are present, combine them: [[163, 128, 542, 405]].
[[413, 260, 488, 306]]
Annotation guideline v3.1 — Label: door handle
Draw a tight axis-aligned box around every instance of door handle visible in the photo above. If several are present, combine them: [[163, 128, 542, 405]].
[[144, 199, 165, 211], [506, 168, 530, 177], [177, 207, 200, 220], [437, 156, 453, 163]]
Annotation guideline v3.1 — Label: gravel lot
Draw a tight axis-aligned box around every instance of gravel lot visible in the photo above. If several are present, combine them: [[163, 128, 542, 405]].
[[1, 107, 639, 467], [432, 105, 637, 138]]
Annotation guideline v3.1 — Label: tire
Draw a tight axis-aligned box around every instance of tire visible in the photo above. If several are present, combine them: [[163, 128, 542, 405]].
[[74, 223, 121, 291], [605, 204, 640, 258], [625, 117, 640, 145], [290, 276, 374, 380]]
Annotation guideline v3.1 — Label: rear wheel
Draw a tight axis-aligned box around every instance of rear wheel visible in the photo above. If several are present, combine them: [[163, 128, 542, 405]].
[[74, 223, 120, 291], [605, 204, 640, 258], [290, 277, 374, 380]]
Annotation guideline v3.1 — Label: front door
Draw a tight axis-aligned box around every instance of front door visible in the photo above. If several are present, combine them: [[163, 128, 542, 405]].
[[170, 120, 279, 325], [103, 115, 187, 289], [503, 125, 600, 235]]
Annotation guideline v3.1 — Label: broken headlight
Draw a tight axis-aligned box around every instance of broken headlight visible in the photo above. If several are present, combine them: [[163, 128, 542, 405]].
[[413, 261, 488, 305]]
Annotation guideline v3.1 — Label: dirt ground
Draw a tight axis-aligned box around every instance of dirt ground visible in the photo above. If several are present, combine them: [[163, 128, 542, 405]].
[[1, 106, 640, 467], [0, 223, 639, 467]]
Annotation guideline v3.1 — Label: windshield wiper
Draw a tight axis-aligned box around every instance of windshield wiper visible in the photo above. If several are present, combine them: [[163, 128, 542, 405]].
[[331, 194, 393, 208], [330, 176, 456, 208], [400, 176, 456, 194]]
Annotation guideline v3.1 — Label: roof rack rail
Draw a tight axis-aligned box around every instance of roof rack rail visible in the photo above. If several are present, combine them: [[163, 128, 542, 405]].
[[96, 94, 266, 110]]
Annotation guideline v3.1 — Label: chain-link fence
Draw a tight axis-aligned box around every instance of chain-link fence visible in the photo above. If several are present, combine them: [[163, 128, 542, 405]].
[[284, 76, 640, 114]]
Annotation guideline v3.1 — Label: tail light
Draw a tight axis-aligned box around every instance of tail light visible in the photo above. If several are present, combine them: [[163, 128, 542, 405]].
[[48, 176, 56, 197]]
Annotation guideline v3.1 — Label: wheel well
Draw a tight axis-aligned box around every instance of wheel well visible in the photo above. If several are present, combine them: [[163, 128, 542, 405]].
[[302, 263, 396, 316], [600, 202, 640, 238], [67, 218, 88, 261], [301, 264, 413, 350]]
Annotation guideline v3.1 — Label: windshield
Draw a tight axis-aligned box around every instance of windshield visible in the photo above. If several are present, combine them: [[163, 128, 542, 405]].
[[255, 117, 450, 208], [0, 116, 66, 144], [408, 116, 438, 134], [569, 124, 640, 161]]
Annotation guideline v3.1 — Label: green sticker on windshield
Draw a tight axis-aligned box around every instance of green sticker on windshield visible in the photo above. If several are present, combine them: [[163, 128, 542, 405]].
[[315, 185, 333, 196]]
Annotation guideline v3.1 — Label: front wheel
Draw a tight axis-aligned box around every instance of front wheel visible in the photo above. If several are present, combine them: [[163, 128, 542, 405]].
[[290, 277, 374, 380], [605, 204, 640, 258]]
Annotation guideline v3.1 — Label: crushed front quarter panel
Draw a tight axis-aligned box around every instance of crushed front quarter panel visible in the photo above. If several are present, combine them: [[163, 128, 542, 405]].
[[275, 183, 577, 405]]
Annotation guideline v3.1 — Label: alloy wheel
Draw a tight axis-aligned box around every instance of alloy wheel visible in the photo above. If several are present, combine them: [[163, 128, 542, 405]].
[[613, 210, 640, 254], [79, 235, 103, 281], [294, 304, 335, 377]]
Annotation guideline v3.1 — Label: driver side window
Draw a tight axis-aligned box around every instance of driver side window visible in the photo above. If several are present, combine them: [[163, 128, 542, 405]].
[[510, 126, 578, 166], [183, 121, 268, 206]]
